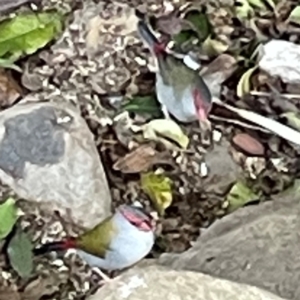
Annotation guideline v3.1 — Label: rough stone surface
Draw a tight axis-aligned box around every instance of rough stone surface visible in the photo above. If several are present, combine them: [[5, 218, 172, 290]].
[[159, 191, 300, 300], [259, 40, 300, 84], [88, 266, 285, 300], [0, 101, 111, 229], [203, 139, 239, 195]]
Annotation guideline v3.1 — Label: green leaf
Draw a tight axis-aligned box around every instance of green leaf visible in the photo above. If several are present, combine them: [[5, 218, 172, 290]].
[[0, 11, 64, 61], [281, 112, 300, 131], [184, 10, 211, 41], [173, 30, 194, 47], [141, 172, 173, 216], [226, 181, 259, 212], [0, 197, 18, 240], [122, 95, 162, 117], [288, 6, 300, 26], [7, 229, 33, 278]]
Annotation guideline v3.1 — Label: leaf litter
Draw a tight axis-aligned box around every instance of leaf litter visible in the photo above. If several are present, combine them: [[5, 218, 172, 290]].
[[1, 0, 300, 299]]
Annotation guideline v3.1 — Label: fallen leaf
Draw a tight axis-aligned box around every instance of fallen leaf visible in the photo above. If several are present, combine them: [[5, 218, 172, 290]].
[[236, 66, 257, 98], [226, 181, 259, 212], [281, 112, 300, 131], [173, 30, 194, 48], [288, 6, 300, 26], [248, 0, 266, 9], [232, 133, 265, 156], [264, 0, 276, 11], [0, 69, 22, 107], [235, 0, 254, 19], [172, 8, 211, 48], [142, 119, 189, 149], [7, 229, 33, 278], [141, 172, 173, 216], [0, 197, 18, 240], [113, 144, 157, 174], [183, 9, 211, 42], [202, 36, 229, 57], [122, 95, 162, 117], [22, 276, 59, 300], [0, 11, 63, 62]]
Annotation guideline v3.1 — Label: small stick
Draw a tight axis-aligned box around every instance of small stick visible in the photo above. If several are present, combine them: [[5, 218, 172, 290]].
[[250, 90, 300, 100]]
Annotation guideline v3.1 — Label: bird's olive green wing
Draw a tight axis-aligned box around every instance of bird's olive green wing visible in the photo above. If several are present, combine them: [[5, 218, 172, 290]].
[[159, 55, 197, 92], [76, 215, 119, 258]]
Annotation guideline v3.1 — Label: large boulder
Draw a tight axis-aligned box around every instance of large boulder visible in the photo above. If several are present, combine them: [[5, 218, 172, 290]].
[[0, 101, 111, 229], [159, 191, 300, 300], [88, 265, 286, 300]]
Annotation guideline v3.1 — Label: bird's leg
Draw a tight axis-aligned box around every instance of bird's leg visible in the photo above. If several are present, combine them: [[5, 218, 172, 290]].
[[161, 104, 170, 119], [92, 267, 112, 283], [199, 119, 212, 147]]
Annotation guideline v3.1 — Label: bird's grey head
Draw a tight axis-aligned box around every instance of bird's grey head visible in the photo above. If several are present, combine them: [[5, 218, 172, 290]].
[[118, 204, 155, 232]]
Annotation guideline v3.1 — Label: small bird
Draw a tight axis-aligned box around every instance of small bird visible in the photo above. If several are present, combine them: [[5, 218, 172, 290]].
[[34, 204, 156, 280], [137, 20, 213, 131]]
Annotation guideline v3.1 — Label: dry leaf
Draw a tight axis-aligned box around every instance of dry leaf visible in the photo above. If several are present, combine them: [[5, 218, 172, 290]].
[[288, 6, 300, 26], [236, 66, 257, 98], [142, 119, 189, 149], [232, 133, 265, 156], [202, 35, 229, 57], [113, 144, 157, 174], [235, 0, 254, 19], [0, 69, 21, 108]]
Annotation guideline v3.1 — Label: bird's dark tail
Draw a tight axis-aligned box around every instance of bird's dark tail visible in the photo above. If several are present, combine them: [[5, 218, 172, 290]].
[[33, 238, 76, 256], [137, 20, 166, 55]]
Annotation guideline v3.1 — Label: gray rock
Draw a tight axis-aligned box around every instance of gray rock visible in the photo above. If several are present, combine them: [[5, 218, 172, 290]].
[[259, 40, 300, 84], [159, 191, 300, 300], [0, 101, 111, 229], [204, 139, 239, 195], [88, 265, 285, 300]]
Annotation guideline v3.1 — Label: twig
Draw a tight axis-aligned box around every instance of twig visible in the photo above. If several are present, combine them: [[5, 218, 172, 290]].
[[213, 97, 300, 146], [250, 90, 300, 100], [210, 115, 270, 133]]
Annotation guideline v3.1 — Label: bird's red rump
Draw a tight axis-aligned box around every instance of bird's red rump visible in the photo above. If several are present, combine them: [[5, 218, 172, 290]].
[[63, 238, 77, 249], [153, 42, 167, 56], [33, 238, 77, 256], [193, 88, 209, 121]]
